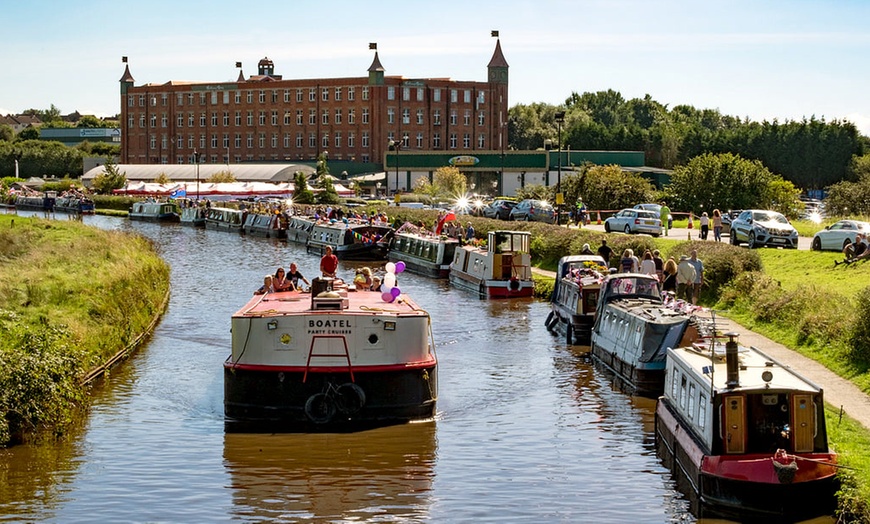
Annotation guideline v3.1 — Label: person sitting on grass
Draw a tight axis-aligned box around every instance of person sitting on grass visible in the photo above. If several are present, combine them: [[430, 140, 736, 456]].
[[836, 233, 870, 266]]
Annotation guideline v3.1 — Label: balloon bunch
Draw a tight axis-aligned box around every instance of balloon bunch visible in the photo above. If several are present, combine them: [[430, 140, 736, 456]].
[[380, 261, 406, 302]]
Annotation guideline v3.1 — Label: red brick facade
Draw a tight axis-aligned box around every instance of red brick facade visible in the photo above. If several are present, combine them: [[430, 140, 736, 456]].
[[119, 41, 509, 168]]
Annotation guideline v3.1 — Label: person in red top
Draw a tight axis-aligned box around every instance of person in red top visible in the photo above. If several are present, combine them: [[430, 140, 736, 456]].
[[320, 245, 339, 278]]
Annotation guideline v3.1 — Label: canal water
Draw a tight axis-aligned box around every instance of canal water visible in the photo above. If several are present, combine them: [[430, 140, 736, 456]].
[[0, 214, 695, 523]]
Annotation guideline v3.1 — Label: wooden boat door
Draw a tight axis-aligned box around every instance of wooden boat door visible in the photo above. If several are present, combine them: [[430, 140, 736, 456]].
[[722, 395, 746, 454], [792, 394, 815, 452]]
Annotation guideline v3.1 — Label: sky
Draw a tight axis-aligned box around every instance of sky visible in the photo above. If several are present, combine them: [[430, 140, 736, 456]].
[[2, 0, 869, 136]]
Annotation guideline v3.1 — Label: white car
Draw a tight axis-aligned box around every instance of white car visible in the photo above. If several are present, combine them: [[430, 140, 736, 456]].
[[604, 208, 662, 236], [729, 210, 799, 249], [811, 220, 870, 251]]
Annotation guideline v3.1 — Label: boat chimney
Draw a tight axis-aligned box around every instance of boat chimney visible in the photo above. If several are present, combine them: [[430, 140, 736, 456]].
[[725, 332, 740, 388]]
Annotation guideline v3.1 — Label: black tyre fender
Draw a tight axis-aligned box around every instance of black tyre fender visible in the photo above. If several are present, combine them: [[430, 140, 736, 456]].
[[304, 393, 336, 424], [566, 322, 574, 345], [334, 383, 366, 414], [605, 222, 611, 233], [545, 311, 555, 330]]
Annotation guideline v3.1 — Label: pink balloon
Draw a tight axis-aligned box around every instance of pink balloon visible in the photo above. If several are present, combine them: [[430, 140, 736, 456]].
[[390, 286, 401, 298], [395, 261, 406, 273], [381, 291, 395, 302]]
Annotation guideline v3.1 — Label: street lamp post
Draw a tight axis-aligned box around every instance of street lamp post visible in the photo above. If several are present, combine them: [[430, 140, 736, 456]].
[[193, 149, 201, 201], [554, 110, 566, 226]]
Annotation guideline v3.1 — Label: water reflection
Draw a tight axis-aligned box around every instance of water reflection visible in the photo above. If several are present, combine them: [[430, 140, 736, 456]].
[[223, 423, 436, 522]]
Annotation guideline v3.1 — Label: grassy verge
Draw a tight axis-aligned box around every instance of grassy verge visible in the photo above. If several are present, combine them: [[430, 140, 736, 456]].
[[0, 214, 170, 446]]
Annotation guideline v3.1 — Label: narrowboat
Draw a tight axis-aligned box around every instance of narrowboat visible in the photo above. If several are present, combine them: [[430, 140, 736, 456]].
[[55, 194, 95, 214], [129, 201, 180, 222], [656, 334, 838, 521], [448, 230, 534, 298], [388, 226, 459, 278], [285, 216, 316, 245], [224, 277, 437, 430], [15, 192, 55, 212], [590, 273, 704, 397], [179, 206, 206, 227], [545, 254, 609, 344], [243, 211, 288, 238], [205, 207, 246, 233], [306, 220, 394, 261]]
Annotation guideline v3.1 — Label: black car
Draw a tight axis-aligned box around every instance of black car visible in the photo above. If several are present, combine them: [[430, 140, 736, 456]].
[[483, 199, 518, 220]]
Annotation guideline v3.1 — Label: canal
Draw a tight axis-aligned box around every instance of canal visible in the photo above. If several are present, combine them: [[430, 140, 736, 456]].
[[0, 214, 694, 523]]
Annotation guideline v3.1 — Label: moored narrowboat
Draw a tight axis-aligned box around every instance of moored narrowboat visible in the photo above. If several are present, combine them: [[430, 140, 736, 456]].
[[448, 230, 534, 298], [655, 334, 838, 521], [224, 277, 437, 431], [243, 211, 288, 238], [285, 216, 316, 245], [546, 254, 608, 344], [590, 273, 704, 396], [180, 206, 206, 227], [307, 220, 394, 261], [55, 194, 95, 214], [129, 201, 180, 222], [388, 224, 459, 278], [205, 207, 246, 233]]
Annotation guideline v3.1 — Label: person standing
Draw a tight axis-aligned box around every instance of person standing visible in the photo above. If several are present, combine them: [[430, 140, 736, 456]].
[[662, 257, 678, 294], [320, 246, 339, 278], [465, 222, 475, 241], [712, 209, 723, 242], [689, 250, 704, 304], [597, 239, 613, 266], [700, 212, 709, 240], [660, 202, 671, 237], [652, 249, 664, 280], [676, 255, 696, 303], [640, 250, 656, 276]]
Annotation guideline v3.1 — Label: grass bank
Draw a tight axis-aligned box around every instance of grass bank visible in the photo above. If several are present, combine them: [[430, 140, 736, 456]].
[[0, 214, 170, 446]]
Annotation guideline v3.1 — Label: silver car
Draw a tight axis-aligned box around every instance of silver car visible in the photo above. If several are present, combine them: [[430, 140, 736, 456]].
[[811, 220, 870, 251], [729, 210, 798, 249], [604, 208, 662, 236]]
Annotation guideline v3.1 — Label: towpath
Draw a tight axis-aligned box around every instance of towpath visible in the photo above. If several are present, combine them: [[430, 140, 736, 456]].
[[532, 267, 870, 431]]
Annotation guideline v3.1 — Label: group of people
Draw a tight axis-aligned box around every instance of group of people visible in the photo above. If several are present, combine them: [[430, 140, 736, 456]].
[[697, 209, 725, 242], [837, 233, 870, 266], [610, 243, 704, 305], [254, 262, 311, 295]]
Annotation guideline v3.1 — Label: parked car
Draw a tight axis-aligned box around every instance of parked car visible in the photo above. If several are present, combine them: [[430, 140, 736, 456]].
[[811, 220, 870, 251], [604, 208, 662, 236], [719, 209, 741, 235], [509, 199, 556, 223], [483, 199, 518, 220], [729, 210, 799, 249], [633, 203, 672, 229]]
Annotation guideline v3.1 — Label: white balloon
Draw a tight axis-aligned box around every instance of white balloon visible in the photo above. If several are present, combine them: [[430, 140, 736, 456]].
[[385, 262, 396, 274], [383, 273, 396, 289]]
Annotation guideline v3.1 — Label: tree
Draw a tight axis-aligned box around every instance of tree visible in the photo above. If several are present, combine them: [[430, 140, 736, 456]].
[[17, 127, 39, 141], [314, 152, 340, 204], [0, 125, 13, 142], [154, 173, 171, 184], [569, 164, 655, 212], [91, 160, 127, 194], [208, 170, 236, 183], [432, 166, 467, 198], [292, 171, 315, 204]]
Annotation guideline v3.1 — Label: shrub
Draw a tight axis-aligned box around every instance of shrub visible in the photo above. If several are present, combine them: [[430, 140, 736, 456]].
[[850, 286, 870, 364], [665, 241, 762, 303]]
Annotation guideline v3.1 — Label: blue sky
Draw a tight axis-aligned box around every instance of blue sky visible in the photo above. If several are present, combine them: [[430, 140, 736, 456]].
[[2, 0, 869, 136]]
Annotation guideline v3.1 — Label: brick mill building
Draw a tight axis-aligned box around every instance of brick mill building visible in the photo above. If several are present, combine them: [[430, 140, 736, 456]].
[[119, 37, 510, 182]]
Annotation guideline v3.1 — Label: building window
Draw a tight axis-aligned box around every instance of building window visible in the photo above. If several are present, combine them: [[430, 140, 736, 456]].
[[212, 112, 218, 126], [362, 87, 369, 101], [402, 108, 410, 125], [188, 135, 194, 149], [296, 133, 303, 148], [150, 114, 157, 127], [322, 109, 329, 125], [128, 95, 135, 107], [362, 131, 369, 148], [176, 93, 183, 106], [322, 87, 329, 101], [450, 110, 457, 125], [128, 115, 134, 128], [188, 112, 194, 127], [139, 115, 145, 128], [348, 108, 355, 125], [309, 88, 316, 102], [212, 134, 218, 148], [463, 133, 471, 148], [149, 136, 156, 149], [361, 154, 369, 163], [138, 95, 145, 107], [387, 86, 396, 100], [198, 113, 205, 127], [223, 112, 230, 126], [258, 111, 266, 125], [245, 91, 252, 104], [416, 109, 424, 125], [450, 89, 458, 103], [161, 135, 167, 149], [334, 109, 341, 124], [283, 112, 291, 125], [259, 90, 265, 103], [296, 88, 303, 102], [271, 90, 278, 103], [433, 133, 441, 148], [223, 134, 230, 148], [309, 109, 316, 125], [464, 90, 471, 103], [417, 88, 424, 102], [478, 134, 485, 148], [403, 87, 410, 101], [200, 93, 207, 105], [348, 87, 355, 101], [433, 89, 441, 102], [478, 91, 485, 105], [177, 114, 183, 127], [246, 111, 253, 126], [322, 134, 329, 148], [463, 110, 471, 126], [296, 109, 303, 125], [334, 132, 341, 148], [271, 111, 278, 126], [284, 133, 291, 148], [271, 133, 278, 148], [387, 108, 395, 124], [362, 108, 369, 124], [235, 91, 241, 104], [334, 87, 341, 101], [433, 109, 441, 125], [235, 111, 241, 126], [416, 132, 423, 148], [348, 132, 354, 148], [478, 111, 485, 126], [449, 133, 457, 149], [258, 133, 265, 148], [309, 133, 316, 148], [200, 134, 206, 148], [235, 134, 241, 148], [246, 133, 253, 148]]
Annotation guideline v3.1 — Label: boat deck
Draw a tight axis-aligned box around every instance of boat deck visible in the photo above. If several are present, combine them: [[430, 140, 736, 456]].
[[234, 287, 427, 318]]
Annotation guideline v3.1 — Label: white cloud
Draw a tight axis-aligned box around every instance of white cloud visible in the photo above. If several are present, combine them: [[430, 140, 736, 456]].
[[845, 113, 870, 137]]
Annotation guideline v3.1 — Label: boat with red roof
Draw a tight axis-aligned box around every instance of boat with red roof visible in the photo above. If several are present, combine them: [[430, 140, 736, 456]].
[[224, 277, 437, 430]]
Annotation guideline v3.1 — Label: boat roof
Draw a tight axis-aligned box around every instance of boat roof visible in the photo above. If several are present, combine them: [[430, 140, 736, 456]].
[[233, 287, 427, 319], [669, 341, 821, 394]]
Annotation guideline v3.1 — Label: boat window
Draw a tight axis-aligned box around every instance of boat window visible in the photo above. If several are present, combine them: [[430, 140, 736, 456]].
[[671, 368, 680, 398], [679, 375, 687, 409], [634, 325, 642, 347], [687, 383, 697, 420], [698, 395, 707, 429]]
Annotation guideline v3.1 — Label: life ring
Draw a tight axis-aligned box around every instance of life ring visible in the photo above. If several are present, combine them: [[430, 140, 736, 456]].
[[509, 277, 520, 291], [304, 393, 336, 424], [335, 383, 367, 414]]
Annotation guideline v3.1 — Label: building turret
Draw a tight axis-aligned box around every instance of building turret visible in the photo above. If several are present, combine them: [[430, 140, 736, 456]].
[[368, 44, 385, 86]]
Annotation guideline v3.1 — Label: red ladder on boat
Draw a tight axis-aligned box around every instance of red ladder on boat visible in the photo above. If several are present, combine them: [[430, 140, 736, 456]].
[[303, 334, 355, 383]]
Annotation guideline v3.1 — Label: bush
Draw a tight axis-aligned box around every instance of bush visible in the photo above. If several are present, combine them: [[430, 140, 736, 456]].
[[664, 241, 762, 303], [850, 286, 870, 364]]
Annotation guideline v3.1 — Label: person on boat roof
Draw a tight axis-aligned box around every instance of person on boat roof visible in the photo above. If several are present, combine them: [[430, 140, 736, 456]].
[[287, 262, 310, 290], [254, 274, 275, 295], [320, 246, 339, 278], [273, 267, 295, 292]]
